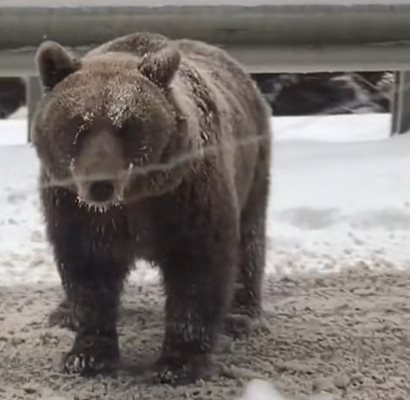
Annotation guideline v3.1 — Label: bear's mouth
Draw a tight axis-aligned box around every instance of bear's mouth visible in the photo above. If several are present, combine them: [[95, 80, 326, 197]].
[[75, 194, 124, 213], [74, 178, 126, 212]]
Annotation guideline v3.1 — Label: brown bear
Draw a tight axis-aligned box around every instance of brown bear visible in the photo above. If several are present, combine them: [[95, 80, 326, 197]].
[[31, 32, 272, 385]]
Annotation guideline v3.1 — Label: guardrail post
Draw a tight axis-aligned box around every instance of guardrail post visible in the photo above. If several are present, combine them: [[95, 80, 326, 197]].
[[391, 71, 410, 136], [27, 76, 41, 142]]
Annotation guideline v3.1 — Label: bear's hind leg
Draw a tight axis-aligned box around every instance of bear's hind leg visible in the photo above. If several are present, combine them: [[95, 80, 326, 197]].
[[225, 142, 270, 337]]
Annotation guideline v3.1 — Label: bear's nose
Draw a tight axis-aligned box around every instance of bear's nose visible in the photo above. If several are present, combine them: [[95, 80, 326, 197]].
[[88, 180, 115, 203]]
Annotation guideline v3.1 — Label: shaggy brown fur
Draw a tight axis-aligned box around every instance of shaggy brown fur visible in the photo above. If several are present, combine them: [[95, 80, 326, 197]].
[[32, 32, 272, 385]]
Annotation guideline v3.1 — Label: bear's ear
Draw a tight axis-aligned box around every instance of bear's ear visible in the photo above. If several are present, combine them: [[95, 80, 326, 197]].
[[138, 46, 181, 89], [35, 41, 81, 91]]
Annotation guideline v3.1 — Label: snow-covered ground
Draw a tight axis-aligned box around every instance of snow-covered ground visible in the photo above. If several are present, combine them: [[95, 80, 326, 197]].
[[1, 108, 410, 400], [270, 114, 410, 277], [1, 110, 409, 286]]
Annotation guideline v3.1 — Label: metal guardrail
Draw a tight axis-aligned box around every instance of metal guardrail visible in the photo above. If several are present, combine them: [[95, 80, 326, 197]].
[[1, 1, 410, 135], [2, 1, 410, 74]]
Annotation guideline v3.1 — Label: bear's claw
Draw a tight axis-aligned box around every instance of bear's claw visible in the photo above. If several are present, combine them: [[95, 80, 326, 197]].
[[149, 354, 211, 386], [62, 334, 119, 376]]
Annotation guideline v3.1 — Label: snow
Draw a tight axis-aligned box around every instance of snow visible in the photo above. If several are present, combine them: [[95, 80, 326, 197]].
[[273, 113, 390, 143], [1, 109, 410, 398], [238, 380, 334, 400], [238, 380, 292, 400], [1, 111, 410, 287], [269, 115, 410, 276]]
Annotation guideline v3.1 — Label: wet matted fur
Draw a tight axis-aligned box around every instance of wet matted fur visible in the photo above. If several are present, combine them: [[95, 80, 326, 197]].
[[31, 32, 272, 385]]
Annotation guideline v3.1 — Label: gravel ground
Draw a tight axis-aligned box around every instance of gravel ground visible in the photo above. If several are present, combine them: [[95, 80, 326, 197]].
[[2, 266, 410, 400]]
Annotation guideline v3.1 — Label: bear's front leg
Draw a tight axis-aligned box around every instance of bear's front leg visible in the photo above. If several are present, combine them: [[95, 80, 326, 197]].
[[61, 271, 123, 377], [45, 201, 130, 376], [154, 203, 239, 385]]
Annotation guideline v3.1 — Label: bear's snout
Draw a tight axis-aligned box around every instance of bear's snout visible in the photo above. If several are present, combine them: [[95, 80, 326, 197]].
[[71, 129, 129, 209]]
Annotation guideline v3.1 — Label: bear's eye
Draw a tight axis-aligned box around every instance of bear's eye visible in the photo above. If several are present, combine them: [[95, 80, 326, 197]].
[[117, 118, 145, 149], [118, 118, 142, 136], [117, 118, 143, 152], [56, 115, 86, 158], [117, 118, 148, 161]]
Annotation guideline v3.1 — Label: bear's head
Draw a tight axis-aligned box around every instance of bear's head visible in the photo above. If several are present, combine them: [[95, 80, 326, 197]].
[[32, 40, 191, 210]]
